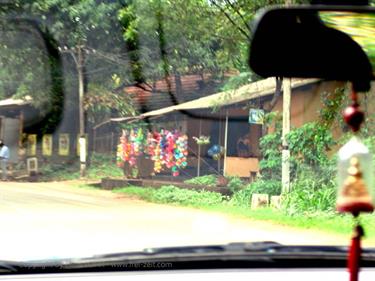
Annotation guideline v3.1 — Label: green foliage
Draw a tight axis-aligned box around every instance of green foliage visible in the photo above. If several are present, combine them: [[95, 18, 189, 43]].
[[282, 175, 337, 216], [86, 153, 123, 180], [319, 88, 346, 128], [39, 153, 122, 181], [1, 0, 134, 127], [152, 185, 225, 206], [259, 111, 336, 183], [39, 162, 80, 181], [184, 175, 218, 186], [114, 185, 371, 239], [229, 180, 281, 207], [221, 72, 260, 91], [248, 180, 282, 196], [226, 176, 245, 193], [258, 104, 337, 215], [259, 129, 282, 180], [287, 122, 336, 168], [85, 84, 136, 124]]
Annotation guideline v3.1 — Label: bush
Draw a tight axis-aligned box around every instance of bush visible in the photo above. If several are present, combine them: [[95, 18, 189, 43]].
[[90, 152, 115, 165], [227, 176, 245, 193], [152, 185, 225, 206], [39, 152, 122, 181], [39, 163, 80, 181], [229, 180, 281, 207], [282, 176, 336, 216], [184, 175, 218, 186], [229, 187, 253, 207]]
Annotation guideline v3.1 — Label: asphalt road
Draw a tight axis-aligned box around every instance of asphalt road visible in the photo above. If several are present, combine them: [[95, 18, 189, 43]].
[[0, 181, 359, 261]]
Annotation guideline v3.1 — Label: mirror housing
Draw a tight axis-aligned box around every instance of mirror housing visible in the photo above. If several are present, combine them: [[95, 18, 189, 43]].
[[248, 6, 374, 92]]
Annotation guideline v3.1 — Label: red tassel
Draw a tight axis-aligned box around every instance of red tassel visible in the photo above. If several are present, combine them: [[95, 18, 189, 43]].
[[348, 225, 364, 281]]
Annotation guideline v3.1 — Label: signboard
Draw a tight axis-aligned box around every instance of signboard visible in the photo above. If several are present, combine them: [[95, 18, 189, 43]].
[[42, 134, 53, 156], [27, 157, 38, 174], [27, 134, 37, 156], [59, 134, 70, 156], [76, 134, 88, 156], [249, 109, 265, 125]]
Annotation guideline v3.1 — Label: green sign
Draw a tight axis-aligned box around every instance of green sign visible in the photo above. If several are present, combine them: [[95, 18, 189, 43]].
[[249, 109, 264, 125]]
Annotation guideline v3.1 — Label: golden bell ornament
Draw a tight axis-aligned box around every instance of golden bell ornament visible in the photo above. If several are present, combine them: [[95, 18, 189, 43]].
[[337, 137, 374, 214]]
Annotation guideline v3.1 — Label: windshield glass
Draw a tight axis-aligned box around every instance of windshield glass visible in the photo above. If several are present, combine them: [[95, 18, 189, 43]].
[[0, 1, 375, 263], [319, 11, 375, 71]]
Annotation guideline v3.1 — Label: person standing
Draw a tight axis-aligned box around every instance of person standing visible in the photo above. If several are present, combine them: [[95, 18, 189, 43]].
[[0, 139, 10, 181]]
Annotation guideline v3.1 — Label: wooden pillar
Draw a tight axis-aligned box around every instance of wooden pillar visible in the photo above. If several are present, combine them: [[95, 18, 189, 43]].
[[282, 78, 291, 193], [223, 110, 229, 177]]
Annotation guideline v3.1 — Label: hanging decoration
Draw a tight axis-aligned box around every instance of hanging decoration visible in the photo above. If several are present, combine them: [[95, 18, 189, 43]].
[[116, 128, 189, 177], [336, 86, 374, 281], [208, 144, 225, 160], [192, 135, 210, 145]]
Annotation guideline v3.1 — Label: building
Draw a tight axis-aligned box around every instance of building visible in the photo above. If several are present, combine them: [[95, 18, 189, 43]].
[[109, 78, 346, 178]]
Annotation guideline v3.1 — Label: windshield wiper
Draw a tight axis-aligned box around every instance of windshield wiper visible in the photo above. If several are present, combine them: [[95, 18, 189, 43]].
[[3, 242, 375, 274]]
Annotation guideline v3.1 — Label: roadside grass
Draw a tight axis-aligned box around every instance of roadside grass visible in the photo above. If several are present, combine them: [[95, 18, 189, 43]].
[[39, 153, 123, 181], [38, 163, 80, 181], [112, 185, 375, 240]]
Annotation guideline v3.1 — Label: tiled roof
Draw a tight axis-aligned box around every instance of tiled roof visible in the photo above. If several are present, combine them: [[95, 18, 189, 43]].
[[122, 74, 220, 112]]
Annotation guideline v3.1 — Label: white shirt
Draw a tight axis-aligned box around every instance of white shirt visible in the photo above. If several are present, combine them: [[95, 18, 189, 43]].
[[0, 145, 10, 160]]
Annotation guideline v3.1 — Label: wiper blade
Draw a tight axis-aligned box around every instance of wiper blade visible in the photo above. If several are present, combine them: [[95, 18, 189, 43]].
[[142, 241, 282, 255], [0, 262, 17, 273], [4, 242, 375, 274]]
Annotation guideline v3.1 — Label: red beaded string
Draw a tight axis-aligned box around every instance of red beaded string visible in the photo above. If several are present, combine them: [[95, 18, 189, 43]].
[[343, 87, 364, 132], [341, 86, 368, 281]]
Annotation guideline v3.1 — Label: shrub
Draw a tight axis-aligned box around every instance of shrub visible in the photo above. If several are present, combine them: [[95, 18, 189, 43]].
[[229, 180, 281, 207], [39, 152, 122, 181], [227, 176, 245, 193], [39, 163, 80, 181], [282, 175, 336, 216], [184, 175, 218, 186], [152, 185, 225, 206]]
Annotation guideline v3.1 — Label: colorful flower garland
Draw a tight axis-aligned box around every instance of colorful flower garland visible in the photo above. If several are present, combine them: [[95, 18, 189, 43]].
[[117, 128, 189, 176]]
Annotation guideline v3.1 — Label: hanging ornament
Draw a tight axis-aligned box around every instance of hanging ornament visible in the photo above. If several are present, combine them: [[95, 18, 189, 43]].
[[337, 89, 374, 215], [336, 86, 374, 281], [337, 138, 374, 214]]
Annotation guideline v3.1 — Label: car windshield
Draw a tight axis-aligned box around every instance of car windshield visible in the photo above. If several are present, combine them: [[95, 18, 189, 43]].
[[0, 0, 375, 263]]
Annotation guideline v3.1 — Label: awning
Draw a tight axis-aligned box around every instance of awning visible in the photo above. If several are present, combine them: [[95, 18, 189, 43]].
[[108, 77, 318, 123]]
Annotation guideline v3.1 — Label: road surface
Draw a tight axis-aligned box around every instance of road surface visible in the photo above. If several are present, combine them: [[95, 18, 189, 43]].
[[0, 181, 362, 261]]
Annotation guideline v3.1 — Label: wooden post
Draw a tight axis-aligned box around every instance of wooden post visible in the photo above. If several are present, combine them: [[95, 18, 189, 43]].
[[19, 111, 24, 158], [197, 118, 202, 177], [110, 132, 114, 157], [77, 46, 86, 178], [93, 128, 97, 154], [282, 78, 291, 193], [218, 113, 222, 173], [223, 110, 229, 177]]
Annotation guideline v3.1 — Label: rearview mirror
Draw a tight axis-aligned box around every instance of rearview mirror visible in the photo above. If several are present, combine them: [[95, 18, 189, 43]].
[[249, 6, 375, 92], [0, 18, 63, 132]]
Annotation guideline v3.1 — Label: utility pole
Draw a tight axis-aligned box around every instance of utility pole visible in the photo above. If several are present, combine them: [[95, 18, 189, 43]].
[[282, 78, 291, 193], [77, 46, 86, 177], [58, 45, 87, 177], [282, 0, 292, 194]]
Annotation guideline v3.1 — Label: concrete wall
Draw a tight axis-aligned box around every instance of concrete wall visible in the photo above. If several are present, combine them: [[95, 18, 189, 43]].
[[225, 157, 259, 178]]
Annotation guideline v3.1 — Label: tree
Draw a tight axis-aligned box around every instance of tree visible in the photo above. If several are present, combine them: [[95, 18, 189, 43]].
[[118, 0, 225, 82], [0, 1, 137, 131]]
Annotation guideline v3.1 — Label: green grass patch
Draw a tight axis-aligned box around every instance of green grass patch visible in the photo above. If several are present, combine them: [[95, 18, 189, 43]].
[[39, 163, 80, 181], [39, 153, 123, 181], [114, 185, 226, 207], [184, 175, 218, 186], [114, 185, 375, 239]]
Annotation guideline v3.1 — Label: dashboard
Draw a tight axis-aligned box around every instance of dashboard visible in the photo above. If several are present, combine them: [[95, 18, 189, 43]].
[[1, 269, 375, 281]]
